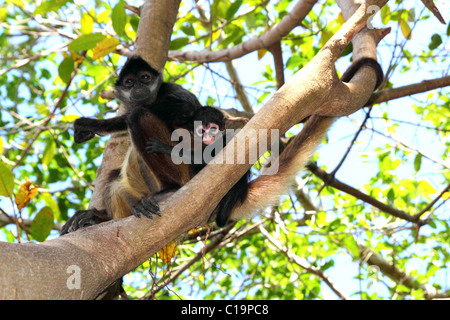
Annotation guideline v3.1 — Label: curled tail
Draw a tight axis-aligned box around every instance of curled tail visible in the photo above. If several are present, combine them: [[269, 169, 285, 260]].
[[230, 115, 334, 221], [229, 57, 383, 222]]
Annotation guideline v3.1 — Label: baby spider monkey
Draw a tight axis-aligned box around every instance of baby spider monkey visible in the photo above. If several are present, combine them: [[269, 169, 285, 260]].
[[146, 106, 250, 227]]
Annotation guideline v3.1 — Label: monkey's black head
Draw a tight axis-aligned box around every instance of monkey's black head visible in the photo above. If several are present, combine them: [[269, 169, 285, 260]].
[[115, 55, 163, 106], [192, 107, 226, 145]]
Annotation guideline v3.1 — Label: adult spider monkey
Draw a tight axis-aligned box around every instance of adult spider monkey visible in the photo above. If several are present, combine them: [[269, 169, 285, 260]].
[[146, 106, 251, 227], [61, 56, 201, 234], [61, 56, 383, 235], [74, 56, 201, 219]]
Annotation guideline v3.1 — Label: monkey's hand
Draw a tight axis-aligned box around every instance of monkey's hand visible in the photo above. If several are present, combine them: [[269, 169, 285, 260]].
[[60, 209, 110, 235], [146, 138, 173, 155], [131, 195, 162, 219], [74, 118, 97, 143]]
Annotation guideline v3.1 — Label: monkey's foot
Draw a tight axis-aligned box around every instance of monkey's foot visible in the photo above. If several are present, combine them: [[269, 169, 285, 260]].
[[73, 118, 97, 143], [60, 209, 110, 235], [145, 138, 172, 155], [74, 126, 96, 143], [74, 130, 95, 143], [131, 196, 162, 219]]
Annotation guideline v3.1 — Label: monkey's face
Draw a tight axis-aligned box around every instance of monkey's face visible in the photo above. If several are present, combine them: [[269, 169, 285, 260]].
[[115, 56, 163, 106], [195, 123, 221, 145]]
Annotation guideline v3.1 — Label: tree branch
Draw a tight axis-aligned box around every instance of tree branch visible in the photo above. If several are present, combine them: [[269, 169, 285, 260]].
[[168, 0, 318, 63], [306, 162, 428, 225], [367, 75, 450, 106]]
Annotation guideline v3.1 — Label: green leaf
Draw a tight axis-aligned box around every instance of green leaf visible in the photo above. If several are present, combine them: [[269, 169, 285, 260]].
[[0, 161, 14, 197], [35, 0, 69, 15], [380, 4, 391, 25], [342, 237, 359, 256], [169, 37, 189, 50], [414, 153, 422, 172], [42, 139, 56, 168], [40, 192, 61, 220], [387, 188, 395, 201], [68, 33, 106, 52], [58, 56, 75, 84], [407, 8, 415, 22], [112, 0, 126, 36], [31, 207, 54, 242], [428, 34, 442, 50], [181, 23, 195, 36], [226, 0, 242, 20]]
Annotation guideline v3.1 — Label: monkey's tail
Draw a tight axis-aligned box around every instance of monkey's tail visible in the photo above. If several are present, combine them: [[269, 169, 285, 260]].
[[230, 115, 334, 221]]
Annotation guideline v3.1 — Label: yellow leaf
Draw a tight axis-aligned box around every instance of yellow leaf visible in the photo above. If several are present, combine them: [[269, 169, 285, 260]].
[[399, 18, 411, 40], [205, 29, 221, 47], [0, 136, 3, 154], [158, 241, 177, 263], [257, 49, 267, 60], [97, 10, 110, 24], [15, 181, 39, 212], [337, 12, 345, 25], [188, 227, 201, 234], [80, 13, 94, 35], [61, 114, 80, 122], [69, 50, 84, 64], [6, 0, 23, 8], [442, 192, 450, 201], [92, 37, 120, 60]]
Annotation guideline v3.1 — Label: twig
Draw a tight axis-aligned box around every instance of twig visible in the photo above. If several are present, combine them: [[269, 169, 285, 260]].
[[306, 162, 428, 225], [260, 226, 348, 300], [413, 183, 450, 220]]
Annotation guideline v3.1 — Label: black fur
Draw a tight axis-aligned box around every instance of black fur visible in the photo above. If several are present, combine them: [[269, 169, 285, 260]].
[[146, 106, 250, 227]]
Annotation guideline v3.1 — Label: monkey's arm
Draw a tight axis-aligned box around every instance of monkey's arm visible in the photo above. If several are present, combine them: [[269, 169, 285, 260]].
[[73, 115, 128, 143]]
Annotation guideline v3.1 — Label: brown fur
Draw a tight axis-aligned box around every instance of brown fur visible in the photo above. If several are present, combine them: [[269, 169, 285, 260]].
[[108, 110, 193, 220], [230, 115, 334, 220]]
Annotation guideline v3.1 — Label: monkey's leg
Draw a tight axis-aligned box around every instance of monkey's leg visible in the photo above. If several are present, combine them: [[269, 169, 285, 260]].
[[128, 107, 192, 187], [73, 115, 128, 143]]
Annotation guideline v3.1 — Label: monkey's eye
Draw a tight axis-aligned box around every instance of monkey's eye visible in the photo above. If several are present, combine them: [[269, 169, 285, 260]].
[[208, 124, 219, 134], [195, 126, 204, 137], [123, 76, 134, 88], [139, 72, 152, 83]]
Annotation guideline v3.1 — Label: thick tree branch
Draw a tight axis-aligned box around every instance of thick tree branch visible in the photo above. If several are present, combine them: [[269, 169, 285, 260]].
[[168, 0, 318, 63]]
